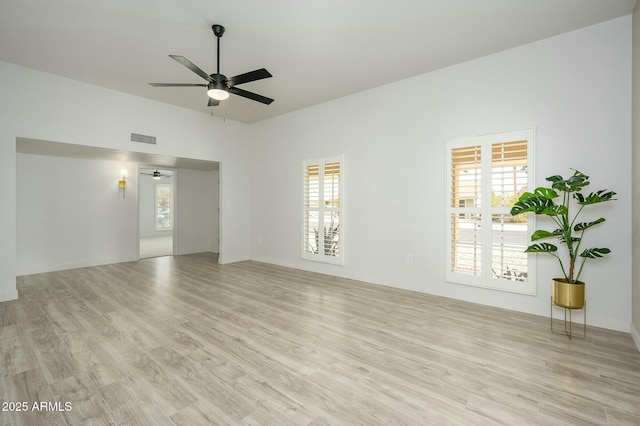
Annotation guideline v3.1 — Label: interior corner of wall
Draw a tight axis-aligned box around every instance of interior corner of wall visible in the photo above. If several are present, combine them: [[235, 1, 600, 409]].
[[631, 321, 640, 352]]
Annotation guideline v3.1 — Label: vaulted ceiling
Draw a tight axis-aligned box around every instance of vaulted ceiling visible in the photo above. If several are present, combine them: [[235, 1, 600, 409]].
[[0, 0, 635, 123]]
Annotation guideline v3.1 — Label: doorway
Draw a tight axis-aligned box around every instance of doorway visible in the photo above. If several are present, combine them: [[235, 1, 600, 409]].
[[139, 167, 175, 258]]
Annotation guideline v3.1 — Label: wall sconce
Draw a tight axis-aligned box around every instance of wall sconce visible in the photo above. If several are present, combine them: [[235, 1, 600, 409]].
[[118, 169, 127, 198]]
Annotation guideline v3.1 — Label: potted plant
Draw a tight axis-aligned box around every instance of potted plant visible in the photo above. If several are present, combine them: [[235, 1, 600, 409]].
[[510, 170, 616, 309]]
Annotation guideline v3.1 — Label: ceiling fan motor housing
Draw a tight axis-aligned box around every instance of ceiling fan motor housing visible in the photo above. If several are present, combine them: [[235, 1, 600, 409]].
[[210, 73, 227, 84]]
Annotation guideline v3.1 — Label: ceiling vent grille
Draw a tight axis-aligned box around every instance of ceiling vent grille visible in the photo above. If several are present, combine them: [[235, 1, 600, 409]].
[[130, 132, 156, 145]]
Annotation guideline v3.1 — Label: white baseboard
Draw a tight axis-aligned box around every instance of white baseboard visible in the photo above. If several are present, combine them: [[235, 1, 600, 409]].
[[249, 255, 298, 269], [17, 255, 139, 276], [631, 322, 640, 352], [0, 288, 19, 302], [218, 255, 250, 265], [175, 247, 211, 256]]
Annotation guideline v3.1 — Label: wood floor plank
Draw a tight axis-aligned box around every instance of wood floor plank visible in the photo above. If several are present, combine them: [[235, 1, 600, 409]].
[[0, 253, 637, 425], [2, 368, 66, 425], [103, 340, 197, 415], [96, 373, 174, 425], [0, 325, 39, 377], [0, 302, 21, 327], [233, 374, 319, 425], [26, 326, 79, 384], [170, 400, 232, 425], [149, 344, 256, 423], [48, 375, 105, 422]]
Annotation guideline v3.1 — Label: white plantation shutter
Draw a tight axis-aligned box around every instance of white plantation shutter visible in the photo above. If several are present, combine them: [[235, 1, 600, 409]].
[[303, 163, 320, 256], [449, 145, 483, 277], [303, 156, 343, 264], [446, 129, 535, 294], [490, 140, 529, 283]]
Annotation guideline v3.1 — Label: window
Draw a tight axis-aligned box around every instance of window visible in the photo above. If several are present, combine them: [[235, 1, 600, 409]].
[[303, 156, 343, 264], [155, 183, 173, 231], [446, 129, 535, 294]]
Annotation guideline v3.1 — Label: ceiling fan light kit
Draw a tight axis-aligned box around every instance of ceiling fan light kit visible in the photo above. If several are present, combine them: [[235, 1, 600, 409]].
[[149, 24, 273, 107], [207, 81, 230, 100]]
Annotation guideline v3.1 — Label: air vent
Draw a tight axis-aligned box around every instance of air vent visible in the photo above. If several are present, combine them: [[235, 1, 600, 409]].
[[130, 132, 156, 145]]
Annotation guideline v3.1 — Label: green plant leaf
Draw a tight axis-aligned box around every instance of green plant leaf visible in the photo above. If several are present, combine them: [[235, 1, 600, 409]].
[[532, 187, 559, 199], [579, 247, 611, 258], [525, 243, 558, 253], [576, 190, 617, 205], [545, 175, 564, 184], [510, 198, 539, 215], [574, 217, 605, 232], [510, 195, 557, 216], [516, 191, 535, 200], [547, 170, 590, 192], [531, 229, 562, 241], [566, 172, 590, 188]]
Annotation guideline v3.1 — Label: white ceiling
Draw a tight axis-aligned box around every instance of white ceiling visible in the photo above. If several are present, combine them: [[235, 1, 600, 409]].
[[0, 0, 636, 124]]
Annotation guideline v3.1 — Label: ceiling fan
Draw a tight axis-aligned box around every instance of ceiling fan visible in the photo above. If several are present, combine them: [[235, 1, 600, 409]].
[[141, 170, 172, 180], [149, 24, 274, 107]]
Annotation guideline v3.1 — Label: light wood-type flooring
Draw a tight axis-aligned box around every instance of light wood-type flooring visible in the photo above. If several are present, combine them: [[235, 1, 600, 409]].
[[1, 253, 639, 425]]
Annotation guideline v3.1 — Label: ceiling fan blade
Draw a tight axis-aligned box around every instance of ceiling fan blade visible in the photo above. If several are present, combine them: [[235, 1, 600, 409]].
[[228, 68, 272, 86], [149, 83, 208, 87], [228, 87, 274, 105], [207, 98, 220, 107], [169, 55, 213, 82]]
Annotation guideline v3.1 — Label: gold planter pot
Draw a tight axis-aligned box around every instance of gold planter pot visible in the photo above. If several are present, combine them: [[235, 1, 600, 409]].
[[552, 278, 585, 309]]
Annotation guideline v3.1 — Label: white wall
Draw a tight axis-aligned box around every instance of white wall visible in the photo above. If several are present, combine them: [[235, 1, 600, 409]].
[[0, 132, 17, 301], [250, 16, 633, 332], [0, 60, 252, 301], [210, 170, 220, 253], [17, 154, 139, 274], [175, 168, 219, 255], [632, 5, 640, 348]]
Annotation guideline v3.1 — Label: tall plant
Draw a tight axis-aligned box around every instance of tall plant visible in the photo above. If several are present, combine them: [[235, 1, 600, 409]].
[[312, 222, 340, 256], [510, 170, 616, 283]]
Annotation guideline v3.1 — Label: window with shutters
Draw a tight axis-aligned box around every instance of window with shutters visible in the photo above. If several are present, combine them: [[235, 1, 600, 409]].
[[446, 129, 535, 294], [303, 156, 343, 265]]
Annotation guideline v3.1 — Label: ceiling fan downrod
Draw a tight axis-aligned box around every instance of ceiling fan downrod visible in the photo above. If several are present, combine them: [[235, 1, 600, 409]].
[[212, 25, 225, 77]]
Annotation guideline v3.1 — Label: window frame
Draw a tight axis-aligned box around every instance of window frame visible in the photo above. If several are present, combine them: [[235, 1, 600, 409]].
[[154, 182, 173, 232], [302, 155, 344, 265], [445, 128, 536, 295]]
